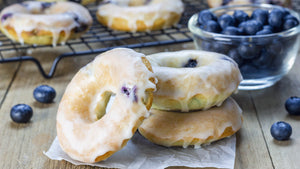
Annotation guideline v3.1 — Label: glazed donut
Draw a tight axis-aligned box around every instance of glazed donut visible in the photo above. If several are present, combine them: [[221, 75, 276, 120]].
[[56, 48, 157, 163], [38, 0, 96, 5], [138, 97, 243, 148], [146, 50, 242, 112], [96, 0, 184, 32], [207, 0, 291, 8], [0, 1, 92, 46]]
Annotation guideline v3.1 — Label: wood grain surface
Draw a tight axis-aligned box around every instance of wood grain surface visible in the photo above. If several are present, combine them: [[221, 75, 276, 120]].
[[1, 42, 300, 169]]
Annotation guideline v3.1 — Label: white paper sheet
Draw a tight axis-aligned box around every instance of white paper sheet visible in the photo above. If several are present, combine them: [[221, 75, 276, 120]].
[[45, 132, 236, 169]]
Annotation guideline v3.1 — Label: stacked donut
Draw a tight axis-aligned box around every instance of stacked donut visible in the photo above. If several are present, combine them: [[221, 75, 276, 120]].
[[138, 50, 243, 148], [56, 48, 243, 163]]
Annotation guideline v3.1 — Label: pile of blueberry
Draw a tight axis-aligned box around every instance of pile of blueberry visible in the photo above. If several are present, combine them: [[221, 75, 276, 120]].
[[197, 7, 299, 78]]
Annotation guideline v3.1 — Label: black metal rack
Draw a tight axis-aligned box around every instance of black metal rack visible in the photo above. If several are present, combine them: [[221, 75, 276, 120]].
[[0, 0, 208, 78]]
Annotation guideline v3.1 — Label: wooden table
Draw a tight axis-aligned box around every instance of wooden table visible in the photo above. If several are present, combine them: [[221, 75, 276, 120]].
[[0, 41, 299, 169]]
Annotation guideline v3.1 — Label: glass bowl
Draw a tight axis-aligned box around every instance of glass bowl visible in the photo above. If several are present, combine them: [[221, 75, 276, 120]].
[[188, 4, 300, 90]]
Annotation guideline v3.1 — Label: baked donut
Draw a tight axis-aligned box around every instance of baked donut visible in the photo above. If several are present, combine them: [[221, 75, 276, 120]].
[[146, 50, 242, 112], [138, 97, 243, 148], [207, 0, 291, 8], [96, 0, 184, 32], [38, 0, 96, 5], [0, 1, 92, 46], [56, 48, 157, 163]]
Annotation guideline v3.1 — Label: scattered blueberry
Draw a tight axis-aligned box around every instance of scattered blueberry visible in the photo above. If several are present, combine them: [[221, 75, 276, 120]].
[[203, 20, 221, 33], [285, 96, 300, 115], [222, 26, 241, 35], [238, 43, 261, 59], [218, 14, 236, 29], [270, 121, 292, 141], [183, 59, 198, 68], [198, 10, 217, 25], [10, 104, 33, 123], [268, 8, 284, 30], [233, 10, 249, 24], [251, 9, 269, 25], [1, 13, 13, 22], [33, 85, 56, 103], [239, 20, 263, 35]]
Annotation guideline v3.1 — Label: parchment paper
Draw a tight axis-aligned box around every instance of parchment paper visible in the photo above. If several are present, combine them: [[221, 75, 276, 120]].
[[45, 132, 236, 169]]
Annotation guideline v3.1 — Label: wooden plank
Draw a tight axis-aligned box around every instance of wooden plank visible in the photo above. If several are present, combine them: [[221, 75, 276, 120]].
[[233, 92, 274, 169], [0, 51, 20, 105], [250, 54, 300, 169]]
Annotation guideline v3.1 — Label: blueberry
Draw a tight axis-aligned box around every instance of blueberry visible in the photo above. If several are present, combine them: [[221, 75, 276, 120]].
[[252, 9, 269, 25], [238, 43, 261, 59], [33, 85, 56, 103], [183, 59, 198, 68], [284, 14, 298, 21], [256, 28, 273, 35], [270, 121, 292, 141], [221, 0, 231, 5], [283, 19, 299, 30], [198, 10, 217, 25], [74, 24, 88, 33], [201, 41, 214, 51], [279, 7, 290, 17], [267, 40, 283, 57], [239, 20, 263, 35], [70, 0, 82, 4], [1, 13, 13, 22], [222, 26, 241, 35], [10, 104, 33, 123], [268, 9, 284, 31], [227, 49, 243, 66], [233, 10, 249, 24], [285, 96, 300, 115], [252, 48, 272, 68], [239, 64, 258, 78], [203, 20, 221, 33], [263, 25, 274, 32], [218, 14, 236, 29], [41, 2, 54, 9], [212, 42, 231, 54]]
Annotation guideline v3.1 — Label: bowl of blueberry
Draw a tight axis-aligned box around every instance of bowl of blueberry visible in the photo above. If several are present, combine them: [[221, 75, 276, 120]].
[[188, 4, 300, 90]]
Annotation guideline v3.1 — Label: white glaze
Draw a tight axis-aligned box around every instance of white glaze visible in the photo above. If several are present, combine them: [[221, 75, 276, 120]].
[[57, 48, 157, 162], [146, 50, 243, 112], [0, 1, 92, 46], [97, 0, 184, 32], [139, 97, 243, 148]]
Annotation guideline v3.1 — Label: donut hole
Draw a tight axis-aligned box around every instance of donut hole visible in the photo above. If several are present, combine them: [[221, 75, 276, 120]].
[[94, 91, 116, 120]]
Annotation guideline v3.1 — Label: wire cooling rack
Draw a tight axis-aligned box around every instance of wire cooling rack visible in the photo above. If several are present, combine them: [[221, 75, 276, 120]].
[[0, 0, 207, 78]]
